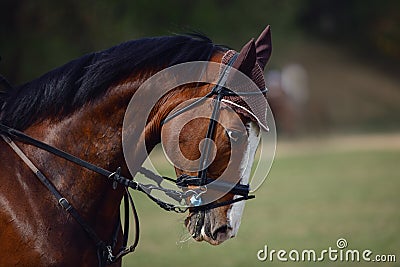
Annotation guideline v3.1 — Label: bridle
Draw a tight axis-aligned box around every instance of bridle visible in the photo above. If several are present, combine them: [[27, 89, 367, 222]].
[[0, 52, 267, 266]]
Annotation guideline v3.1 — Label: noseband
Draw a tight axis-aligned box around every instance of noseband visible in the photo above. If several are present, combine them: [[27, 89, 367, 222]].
[[0, 52, 267, 266]]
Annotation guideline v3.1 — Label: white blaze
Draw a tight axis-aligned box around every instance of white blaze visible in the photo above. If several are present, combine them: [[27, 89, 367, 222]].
[[228, 121, 260, 237]]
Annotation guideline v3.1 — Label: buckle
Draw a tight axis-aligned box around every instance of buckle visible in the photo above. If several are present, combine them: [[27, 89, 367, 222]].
[[108, 167, 121, 190], [58, 198, 72, 211], [106, 245, 115, 263]]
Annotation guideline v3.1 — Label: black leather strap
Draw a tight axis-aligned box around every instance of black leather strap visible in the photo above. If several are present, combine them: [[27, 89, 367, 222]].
[[0, 123, 139, 189], [0, 127, 139, 266]]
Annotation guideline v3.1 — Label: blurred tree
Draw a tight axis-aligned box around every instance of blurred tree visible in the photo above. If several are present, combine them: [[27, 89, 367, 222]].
[[301, 0, 400, 64], [2, 0, 398, 83], [0, 0, 129, 83], [1, 0, 303, 84]]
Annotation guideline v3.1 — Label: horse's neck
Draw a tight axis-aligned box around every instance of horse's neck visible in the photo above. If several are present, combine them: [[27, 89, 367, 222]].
[[18, 77, 206, 223], [20, 83, 141, 226], [13, 74, 210, 245]]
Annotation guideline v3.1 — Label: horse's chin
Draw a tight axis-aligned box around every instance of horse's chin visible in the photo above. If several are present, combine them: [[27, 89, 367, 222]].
[[195, 232, 232, 246], [185, 211, 235, 245]]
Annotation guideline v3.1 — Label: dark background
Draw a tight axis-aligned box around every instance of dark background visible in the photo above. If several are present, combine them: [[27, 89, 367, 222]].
[[1, 0, 399, 133]]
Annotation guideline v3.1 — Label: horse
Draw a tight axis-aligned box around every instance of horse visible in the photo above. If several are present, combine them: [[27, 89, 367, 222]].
[[0, 26, 272, 266]]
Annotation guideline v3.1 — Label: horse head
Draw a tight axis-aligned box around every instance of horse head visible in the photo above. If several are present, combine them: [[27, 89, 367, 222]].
[[160, 26, 272, 245]]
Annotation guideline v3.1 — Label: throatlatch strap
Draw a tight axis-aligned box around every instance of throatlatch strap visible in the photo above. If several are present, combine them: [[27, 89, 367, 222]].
[[0, 134, 140, 266], [0, 134, 104, 246]]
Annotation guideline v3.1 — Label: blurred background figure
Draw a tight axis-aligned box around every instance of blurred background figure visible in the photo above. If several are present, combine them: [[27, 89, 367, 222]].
[[267, 64, 309, 136], [281, 64, 308, 134]]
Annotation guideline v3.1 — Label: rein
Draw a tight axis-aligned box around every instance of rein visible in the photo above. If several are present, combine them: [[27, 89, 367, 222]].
[[0, 52, 267, 266]]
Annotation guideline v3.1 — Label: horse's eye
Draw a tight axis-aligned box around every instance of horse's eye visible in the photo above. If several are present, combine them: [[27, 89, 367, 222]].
[[226, 129, 244, 143]]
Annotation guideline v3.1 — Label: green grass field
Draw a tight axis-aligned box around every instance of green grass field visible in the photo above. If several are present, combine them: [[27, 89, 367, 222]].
[[122, 135, 400, 267]]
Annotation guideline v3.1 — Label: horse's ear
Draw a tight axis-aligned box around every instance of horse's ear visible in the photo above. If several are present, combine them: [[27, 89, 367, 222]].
[[233, 38, 257, 76], [255, 25, 272, 70]]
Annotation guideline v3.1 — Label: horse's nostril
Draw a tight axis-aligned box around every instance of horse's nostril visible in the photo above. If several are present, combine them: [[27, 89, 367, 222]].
[[212, 225, 231, 240]]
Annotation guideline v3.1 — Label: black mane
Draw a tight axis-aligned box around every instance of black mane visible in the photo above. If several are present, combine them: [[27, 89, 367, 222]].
[[0, 34, 224, 130]]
